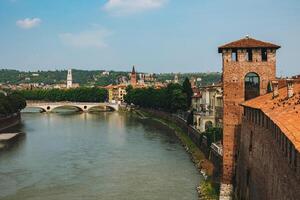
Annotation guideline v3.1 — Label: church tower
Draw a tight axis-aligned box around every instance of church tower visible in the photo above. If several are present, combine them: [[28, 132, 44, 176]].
[[218, 36, 280, 197], [130, 66, 137, 86], [67, 69, 73, 89]]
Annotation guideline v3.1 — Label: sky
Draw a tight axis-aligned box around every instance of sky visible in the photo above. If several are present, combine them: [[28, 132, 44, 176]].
[[0, 0, 299, 76]]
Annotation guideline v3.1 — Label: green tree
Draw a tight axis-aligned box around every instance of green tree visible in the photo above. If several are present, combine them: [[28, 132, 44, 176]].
[[182, 77, 193, 109]]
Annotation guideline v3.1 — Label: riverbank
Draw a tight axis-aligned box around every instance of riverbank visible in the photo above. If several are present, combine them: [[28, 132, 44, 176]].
[[0, 132, 24, 150], [0, 113, 21, 133], [135, 109, 219, 200]]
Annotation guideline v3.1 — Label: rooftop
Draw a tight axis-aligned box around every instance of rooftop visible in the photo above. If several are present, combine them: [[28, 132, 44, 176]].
[[218, 36, 280, 53], [242, 81, 300, 152]]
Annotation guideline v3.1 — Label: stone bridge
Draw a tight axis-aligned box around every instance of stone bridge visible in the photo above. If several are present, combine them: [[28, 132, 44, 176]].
[[24, 101, 119, 112]]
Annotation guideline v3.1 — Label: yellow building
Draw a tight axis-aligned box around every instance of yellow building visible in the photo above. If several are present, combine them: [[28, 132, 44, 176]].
[[106, 84, 127, 103]]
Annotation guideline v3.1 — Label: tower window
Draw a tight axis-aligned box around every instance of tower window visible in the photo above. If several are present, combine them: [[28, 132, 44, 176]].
[[245, 72, 260, 100], [261, 48, 268, 61], [246, 49, 253, 62], [231, 50, 238, 62]]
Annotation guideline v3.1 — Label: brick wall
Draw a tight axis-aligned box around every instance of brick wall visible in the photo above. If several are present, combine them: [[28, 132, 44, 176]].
[[222, 48, 276, 184], [236, 114, 300, 200]]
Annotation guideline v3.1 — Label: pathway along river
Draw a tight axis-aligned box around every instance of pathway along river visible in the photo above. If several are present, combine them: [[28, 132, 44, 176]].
[[0, 111, 201, 200]]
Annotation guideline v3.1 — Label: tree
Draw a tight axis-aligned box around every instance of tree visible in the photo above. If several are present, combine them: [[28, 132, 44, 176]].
[[182, 77, 193, 110], [124, 83, 188, 113], [187, 110, 194, 125], [17, 88, 108, 103], [0, 92, 27, 117]]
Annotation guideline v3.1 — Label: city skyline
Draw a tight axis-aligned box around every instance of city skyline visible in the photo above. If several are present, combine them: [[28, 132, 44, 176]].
[[0, 0, 300, 76]]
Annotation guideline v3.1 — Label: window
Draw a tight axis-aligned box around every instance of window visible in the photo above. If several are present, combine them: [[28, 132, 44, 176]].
[[246, 49, 253, 62], [231, 50, 238, 62], [245, 72, 260, 100], [261, 48, 267, 61]]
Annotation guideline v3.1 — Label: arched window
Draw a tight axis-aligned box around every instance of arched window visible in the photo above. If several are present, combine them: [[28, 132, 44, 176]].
[[245, 72, 260, 100], [205, 121, 213, 131]]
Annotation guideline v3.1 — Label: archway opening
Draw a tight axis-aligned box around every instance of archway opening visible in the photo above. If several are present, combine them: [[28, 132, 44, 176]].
[[51, 106, 83, 113], [88, 106, 114, 112], [205, 121, 213, 131], [245, 72, 260, 101], [22, 107, 46, 113]]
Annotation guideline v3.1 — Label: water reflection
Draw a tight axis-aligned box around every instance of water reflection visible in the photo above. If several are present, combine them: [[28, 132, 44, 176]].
[[0, 112, 201, 200]]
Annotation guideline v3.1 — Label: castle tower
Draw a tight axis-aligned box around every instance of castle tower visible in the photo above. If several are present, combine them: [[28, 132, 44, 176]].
[[218, 36, 280, 197], [67, 69, 73, 89], [130, 66, 137, 86]]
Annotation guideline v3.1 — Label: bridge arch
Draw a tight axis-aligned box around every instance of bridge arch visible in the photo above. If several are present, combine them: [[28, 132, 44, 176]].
[[87, 105, 116, 112], [50, 105, 84, 112], [24, 106, 47, 113]]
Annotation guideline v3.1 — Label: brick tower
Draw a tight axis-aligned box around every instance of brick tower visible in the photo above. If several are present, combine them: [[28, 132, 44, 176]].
[[218, 36, 280, 198], [130, 65, 137, 87]]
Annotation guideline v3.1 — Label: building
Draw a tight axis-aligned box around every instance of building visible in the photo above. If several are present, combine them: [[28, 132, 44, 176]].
[[130, 66, 137, 86], [106, 84, 127, 103], [174, 74, 179, 83], [234, 79, 300, 200], [67, 69, 73, 89], [218, 36, 282, 198], [193, 84, 223, 132], [190, 77, 197, 88], [191, 88, 202, 111]]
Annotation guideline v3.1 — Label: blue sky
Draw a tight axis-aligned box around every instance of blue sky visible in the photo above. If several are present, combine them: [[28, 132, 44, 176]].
[[0, 0, 299, 75]]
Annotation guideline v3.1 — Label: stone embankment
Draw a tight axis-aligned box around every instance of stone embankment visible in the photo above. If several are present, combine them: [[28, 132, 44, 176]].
[[0, 132, 24, 150], [136, 109, 220, 200]]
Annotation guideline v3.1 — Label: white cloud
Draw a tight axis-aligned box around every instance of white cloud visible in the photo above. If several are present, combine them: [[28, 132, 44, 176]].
[[59, 29, 111, 48], [103, 0, 168, 15], [16, 18, 42, 29]]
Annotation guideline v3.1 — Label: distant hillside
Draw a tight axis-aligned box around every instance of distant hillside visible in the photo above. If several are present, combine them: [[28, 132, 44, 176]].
[[0, 69, 221, 87]]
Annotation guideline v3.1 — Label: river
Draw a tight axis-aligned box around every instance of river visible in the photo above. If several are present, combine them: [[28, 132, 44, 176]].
[[0, 112, 201, 200]]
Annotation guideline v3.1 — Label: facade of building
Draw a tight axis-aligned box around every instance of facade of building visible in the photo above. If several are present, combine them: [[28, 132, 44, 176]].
[[106, 84, 127, 103], [193, 84, 223, 132]]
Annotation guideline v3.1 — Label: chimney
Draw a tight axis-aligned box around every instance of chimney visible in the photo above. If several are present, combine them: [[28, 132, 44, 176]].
[[286, 79, 294, 98], [271, 80, 279, 98]]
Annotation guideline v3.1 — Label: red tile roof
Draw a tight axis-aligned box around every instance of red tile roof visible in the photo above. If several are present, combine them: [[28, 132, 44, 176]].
[[241, 82, 300, 152], [218, 37, 280, 53]]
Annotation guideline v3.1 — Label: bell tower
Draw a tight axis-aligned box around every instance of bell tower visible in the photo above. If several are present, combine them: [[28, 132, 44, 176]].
[[67, 69, 73, 89], [218, 36, 280, 198], [130, 65, 137, 87]]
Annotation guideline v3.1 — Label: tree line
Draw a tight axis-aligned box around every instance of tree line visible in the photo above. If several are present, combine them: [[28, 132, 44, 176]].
[[124, 78, 193, 113], [0, 92, 26, 117], [0, 69, 221, 86], [16, 88, 108, 102]]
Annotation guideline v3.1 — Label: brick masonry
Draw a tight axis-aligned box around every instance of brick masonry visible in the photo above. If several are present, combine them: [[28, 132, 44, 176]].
[[235, 116, 300, 200], [221, 48, 277, 185]]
